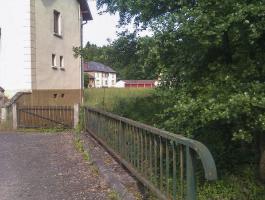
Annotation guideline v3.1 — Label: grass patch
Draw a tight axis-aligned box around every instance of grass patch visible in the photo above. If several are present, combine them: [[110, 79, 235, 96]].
[[17, 127, 70, 133], [74, 134, 101, 177], [74, 136, 91, 162], [84, 88, 162, 126], [84, 88, 154, 111], [107, 189, 120, 200]]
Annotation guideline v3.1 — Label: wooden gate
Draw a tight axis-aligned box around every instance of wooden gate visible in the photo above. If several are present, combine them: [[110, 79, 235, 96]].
[[17, 106, 74, 129]]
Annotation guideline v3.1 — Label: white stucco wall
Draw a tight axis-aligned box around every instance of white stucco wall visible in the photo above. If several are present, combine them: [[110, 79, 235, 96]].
[[108, 73, 116, 87], [0, 0, 32, 97], [34, 0, 82, 90]]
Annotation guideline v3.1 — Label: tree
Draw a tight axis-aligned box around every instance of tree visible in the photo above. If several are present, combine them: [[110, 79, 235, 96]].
[[97, 0, 265, 179], [84, 73, 89, 88], [74, 34, 159, 80]]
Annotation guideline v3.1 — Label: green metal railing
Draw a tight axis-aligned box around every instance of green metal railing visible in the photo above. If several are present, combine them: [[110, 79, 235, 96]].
[[84, 107, 217, 200]]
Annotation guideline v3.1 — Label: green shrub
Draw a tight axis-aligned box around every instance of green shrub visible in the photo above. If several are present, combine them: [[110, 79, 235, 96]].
[[198, 167, 265, 200], [84, 74, 89, 88]]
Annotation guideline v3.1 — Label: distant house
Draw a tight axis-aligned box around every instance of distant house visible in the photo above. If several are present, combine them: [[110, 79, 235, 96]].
[[83, 62, 117, 88], [115, 80, 158, 88]]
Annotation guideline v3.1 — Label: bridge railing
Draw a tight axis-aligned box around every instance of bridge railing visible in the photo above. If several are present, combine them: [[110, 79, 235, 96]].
[[84, 107, 217, 200]]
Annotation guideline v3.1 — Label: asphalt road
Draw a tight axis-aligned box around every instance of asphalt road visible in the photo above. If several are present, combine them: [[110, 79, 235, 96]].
[[0, 132, 110, 200]]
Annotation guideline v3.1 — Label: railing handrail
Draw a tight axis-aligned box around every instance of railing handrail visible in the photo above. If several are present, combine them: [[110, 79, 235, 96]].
[[85, 106, 217, 181]]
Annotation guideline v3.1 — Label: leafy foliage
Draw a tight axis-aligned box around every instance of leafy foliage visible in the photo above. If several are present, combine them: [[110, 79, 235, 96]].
[[74, 35, 159, 80], [84, 73, 89, 88], [95, 0, 265, 185], [198, 167, 265, 200]]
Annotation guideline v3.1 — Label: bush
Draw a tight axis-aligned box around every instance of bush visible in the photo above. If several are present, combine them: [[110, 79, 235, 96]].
[[198, 167, 265, 200]]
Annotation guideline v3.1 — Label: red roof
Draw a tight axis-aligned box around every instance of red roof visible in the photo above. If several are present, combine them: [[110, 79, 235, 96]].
[[122, 80, 156, 84]]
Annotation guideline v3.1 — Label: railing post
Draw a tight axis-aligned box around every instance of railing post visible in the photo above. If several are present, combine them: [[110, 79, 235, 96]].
[[84, 107, 217, 200], [12, 103, 18, 130], [186, 147, 196, 200], [74, 104, 80, 129]]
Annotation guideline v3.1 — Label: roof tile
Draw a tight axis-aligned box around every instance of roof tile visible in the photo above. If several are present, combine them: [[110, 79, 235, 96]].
[[84, 62, 116, 73]]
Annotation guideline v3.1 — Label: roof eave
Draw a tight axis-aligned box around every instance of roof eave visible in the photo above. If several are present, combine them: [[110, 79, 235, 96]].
[[78, 0, 93, 21]]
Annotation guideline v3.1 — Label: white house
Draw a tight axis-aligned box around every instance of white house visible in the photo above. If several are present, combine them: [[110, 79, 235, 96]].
[[83, 62, 117, 88], [0, 0, 92, 105]]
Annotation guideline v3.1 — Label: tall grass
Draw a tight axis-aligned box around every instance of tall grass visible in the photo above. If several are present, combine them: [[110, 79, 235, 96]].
[[84, 88, 154, 111]]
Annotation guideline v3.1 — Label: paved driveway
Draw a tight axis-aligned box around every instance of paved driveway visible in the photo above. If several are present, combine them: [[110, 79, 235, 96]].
[[0, 132, 110, 200]]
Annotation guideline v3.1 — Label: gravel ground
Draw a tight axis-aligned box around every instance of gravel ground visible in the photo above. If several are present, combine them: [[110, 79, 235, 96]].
[[0, 132, 111, 200], [81, 133, 145, 200]]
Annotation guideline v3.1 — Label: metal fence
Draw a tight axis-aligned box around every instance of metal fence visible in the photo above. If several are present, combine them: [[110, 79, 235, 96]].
[[17, 106, 74, 129], [84, 107, 217, 200]]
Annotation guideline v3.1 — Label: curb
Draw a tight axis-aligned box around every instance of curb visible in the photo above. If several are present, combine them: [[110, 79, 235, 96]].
[[81, 133, 138, 200]]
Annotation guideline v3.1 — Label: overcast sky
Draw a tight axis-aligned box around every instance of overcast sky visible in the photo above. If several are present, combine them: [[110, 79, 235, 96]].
[[83, 1, 152, 47], [83, 1, 119, 47]]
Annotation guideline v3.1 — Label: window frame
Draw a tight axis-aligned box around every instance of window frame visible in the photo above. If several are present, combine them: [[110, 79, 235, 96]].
[[52, 54, 57, 68], [59, 56, 64, 69], [53, 10, 62, 37]]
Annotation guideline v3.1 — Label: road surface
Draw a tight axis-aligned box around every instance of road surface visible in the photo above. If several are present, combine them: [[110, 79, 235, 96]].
[[0, 132, 110, 200]]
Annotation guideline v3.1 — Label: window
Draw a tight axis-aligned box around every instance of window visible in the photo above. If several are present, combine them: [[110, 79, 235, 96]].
[[112, 80, 115, 85], [105, 80, 108, 85], [59, 56, 64, 68], [54, 10, 61, 35], [52, 54, 56, 67]]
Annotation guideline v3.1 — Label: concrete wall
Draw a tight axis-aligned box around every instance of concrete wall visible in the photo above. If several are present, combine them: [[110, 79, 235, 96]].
[[34, 0, 82, 90], [15, 90, 81, 106], [0, 0, 32, 97]]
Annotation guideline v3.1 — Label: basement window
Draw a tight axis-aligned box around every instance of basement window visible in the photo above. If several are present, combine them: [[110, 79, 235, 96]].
[[59, 56, 64, 68], [52, 54, 57, 68]]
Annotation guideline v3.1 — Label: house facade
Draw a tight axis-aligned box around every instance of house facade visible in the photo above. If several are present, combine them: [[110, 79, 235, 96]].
[[83, 62, 117, 88], [0, 0, 92, 105], [115, 80, 158, 88]]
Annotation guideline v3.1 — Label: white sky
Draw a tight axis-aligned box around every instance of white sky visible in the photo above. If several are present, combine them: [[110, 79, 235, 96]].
[[83, 1, 119, 46], [83, 1, 153, 47]]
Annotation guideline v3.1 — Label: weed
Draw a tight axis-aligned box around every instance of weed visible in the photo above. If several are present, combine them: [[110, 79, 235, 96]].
[[17, 127, 70, 133], [74, 136, 91, 162], [107, 189, 120, 200]]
